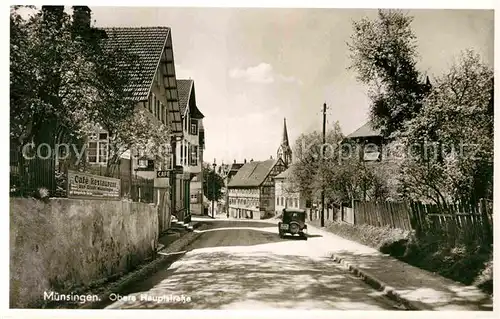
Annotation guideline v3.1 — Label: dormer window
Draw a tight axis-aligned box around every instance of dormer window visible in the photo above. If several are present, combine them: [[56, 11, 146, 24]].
[[190, 119, 198, 135]]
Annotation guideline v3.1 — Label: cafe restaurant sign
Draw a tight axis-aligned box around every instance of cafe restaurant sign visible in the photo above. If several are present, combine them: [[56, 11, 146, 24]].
[[67, 170, 121, 200]]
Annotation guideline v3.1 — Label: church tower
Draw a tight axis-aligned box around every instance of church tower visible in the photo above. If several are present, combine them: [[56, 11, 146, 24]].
[[277, 118, 293, 167]]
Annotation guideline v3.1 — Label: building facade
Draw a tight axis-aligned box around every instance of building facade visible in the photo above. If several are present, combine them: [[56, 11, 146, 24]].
[[274, 165, 306, 214], [86, 24, 184, 230], [176, 79, 205, 216], [227, 158, 286, 219], [220, 161, 245, 216]]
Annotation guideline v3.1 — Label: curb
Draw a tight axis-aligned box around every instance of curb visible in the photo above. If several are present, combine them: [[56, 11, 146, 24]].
[[79, 221, 204, 309], [331, 254, 431, 311]]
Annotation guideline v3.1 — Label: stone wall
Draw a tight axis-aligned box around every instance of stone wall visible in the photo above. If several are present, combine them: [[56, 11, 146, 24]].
[[10, 198, 158, 308]]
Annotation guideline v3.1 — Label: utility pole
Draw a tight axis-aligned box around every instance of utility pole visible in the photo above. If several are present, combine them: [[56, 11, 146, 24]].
[[321, 102, 326, 227]]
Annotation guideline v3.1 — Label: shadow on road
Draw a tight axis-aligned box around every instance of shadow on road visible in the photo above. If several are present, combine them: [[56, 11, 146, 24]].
[[107, 250, 403, 310]]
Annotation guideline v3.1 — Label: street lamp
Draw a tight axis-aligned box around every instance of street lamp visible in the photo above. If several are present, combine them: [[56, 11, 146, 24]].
[[211, 158, 216, 219]]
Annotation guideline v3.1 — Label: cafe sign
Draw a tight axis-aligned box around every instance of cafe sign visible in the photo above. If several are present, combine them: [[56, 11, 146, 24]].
[[67, 170, 121, 200]]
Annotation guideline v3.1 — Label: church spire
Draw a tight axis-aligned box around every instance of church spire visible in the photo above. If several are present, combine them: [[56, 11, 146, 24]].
[[282, 118, 289, 146], [277, 117, 292, 167]]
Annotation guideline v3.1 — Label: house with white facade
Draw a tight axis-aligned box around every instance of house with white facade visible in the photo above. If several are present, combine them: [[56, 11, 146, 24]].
[[176, 79, 205, 216]]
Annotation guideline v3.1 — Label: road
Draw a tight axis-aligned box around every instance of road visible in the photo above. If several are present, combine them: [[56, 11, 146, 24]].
[[105, 218, 406, 310]]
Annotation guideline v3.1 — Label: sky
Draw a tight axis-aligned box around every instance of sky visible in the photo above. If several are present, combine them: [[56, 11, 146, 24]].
[[87, 7, 494, 165]]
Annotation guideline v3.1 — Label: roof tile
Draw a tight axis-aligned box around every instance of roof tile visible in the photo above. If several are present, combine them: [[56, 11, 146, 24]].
[[228, 159, 278, 188], [101, 27, 170, 101]]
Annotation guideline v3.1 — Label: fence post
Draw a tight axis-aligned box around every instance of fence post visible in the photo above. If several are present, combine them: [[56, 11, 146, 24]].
[[352, 199, 356, 225], [480, 198, 493, 245]]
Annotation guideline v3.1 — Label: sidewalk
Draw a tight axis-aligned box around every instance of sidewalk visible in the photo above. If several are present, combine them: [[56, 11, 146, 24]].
[[307, 223, 493, 311]]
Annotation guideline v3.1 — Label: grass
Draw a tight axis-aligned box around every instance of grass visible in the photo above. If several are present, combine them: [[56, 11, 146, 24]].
[[315, 220, 493, 296]]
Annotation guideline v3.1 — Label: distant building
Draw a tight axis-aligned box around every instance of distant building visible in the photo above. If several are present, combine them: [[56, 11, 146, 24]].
[[221, 160, 245, 215], [277, 118, 293, 167], [274, 164, 306, 214], [227, 118, 293, 219], [344, 120, 401, 201], [176, 79, 205, 216], [227, 158, 286, 219], [343, 120, 383, 162]]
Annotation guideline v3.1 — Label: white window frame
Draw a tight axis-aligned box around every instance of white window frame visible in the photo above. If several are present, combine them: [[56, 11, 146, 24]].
[[190, 145, 198, 166], [190, 119, 198, 135], [87, 131, 109, 165]]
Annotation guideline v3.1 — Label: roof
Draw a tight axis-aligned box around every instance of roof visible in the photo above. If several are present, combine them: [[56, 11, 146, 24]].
[[101, 26, 183, 135], [230, 163, 244, 172], [101, 27, 169, 101], [177, 79, 205, 119], [177, 79, 192, 114], [275, 165, 295, 179], [346, 120, 381, 139], [228, 159, 277, 188]]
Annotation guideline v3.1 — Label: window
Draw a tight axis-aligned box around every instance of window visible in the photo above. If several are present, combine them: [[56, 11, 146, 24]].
[[87, 132, 109, 164], [277, 197, 279, 205], [280, 197, 284, 206], [190, 119, 198, 135], [294, 198, 298, 208], [190, 145, 198, 166], [180, 142, 185, 165]]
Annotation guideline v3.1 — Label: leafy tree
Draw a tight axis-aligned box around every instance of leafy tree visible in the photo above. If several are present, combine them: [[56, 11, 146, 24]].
[[399, 50, 493, 204], [10, 6, 171, 195], [203, 165, 224, 202], [347, 9, 432, 138], [288, 122, 344, 203]]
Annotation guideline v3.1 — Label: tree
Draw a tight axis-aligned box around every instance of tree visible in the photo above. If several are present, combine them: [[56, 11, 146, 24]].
[[10, 6, 171, 195], [203, 166, 224, 202], [288, 122, 344, 204], [399, 50, 493, 204], [347, 9, 432, 138]]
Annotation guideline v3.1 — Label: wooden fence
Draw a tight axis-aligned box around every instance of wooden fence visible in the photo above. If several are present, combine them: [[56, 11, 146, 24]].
[[353, 199, 493, 244], [354, 201, 413, 231]]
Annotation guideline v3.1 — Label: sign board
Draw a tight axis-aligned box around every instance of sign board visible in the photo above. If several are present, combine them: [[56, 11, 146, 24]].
[[67, 170, 121, 200], [154, 177, 170, 188], [157, 170, 169, 178]]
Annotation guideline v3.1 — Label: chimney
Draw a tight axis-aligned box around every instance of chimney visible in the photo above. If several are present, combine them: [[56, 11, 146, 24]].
[[234, 159, 236, 164], [71, 6, 92, 38], [250, 159, 253, 162], [270, 155, 273, 159], [41, 6, 65, 29], [72, 6, 91, 27], [244, 159, 247, 164]]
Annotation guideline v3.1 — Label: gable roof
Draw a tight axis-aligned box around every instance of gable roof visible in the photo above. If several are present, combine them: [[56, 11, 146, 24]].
[[101, 26, 183, 135], [101, 27, 169, 101], [346, 120, 381, 139], [177, 79, 205, 119], [275, 164, 295, 179], [228, 159, 278, 188], [177, 79, 192, 114]]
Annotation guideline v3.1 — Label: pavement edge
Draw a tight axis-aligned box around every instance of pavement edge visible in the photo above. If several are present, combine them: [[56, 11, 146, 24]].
[[330, 254, 431, 311], [79, 221, 204, 309]]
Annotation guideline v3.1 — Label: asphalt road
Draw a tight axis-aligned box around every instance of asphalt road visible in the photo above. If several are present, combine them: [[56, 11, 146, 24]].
[[105, 218, 406, 310]]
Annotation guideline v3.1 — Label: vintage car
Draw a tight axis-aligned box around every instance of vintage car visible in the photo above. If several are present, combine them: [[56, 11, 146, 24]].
[[278, 208, 308, 240]]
